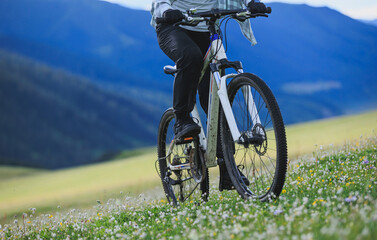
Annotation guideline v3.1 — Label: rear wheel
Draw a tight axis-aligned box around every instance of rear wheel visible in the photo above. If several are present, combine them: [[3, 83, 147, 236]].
[[157, 108, 209, 205], [219, 73, 287, 201]]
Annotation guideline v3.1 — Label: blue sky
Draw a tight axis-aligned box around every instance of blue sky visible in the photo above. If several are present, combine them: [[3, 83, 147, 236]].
[[103, 0, 377, 20]]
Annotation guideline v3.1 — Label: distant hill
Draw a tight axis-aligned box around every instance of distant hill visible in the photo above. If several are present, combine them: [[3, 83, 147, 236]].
[[362, 19, 377, 26], [0, 50, 159, 169], [0, 0, 169, 89]]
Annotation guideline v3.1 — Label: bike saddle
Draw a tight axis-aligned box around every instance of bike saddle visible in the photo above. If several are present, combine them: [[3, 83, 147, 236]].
[[163, 65, 177, 75]]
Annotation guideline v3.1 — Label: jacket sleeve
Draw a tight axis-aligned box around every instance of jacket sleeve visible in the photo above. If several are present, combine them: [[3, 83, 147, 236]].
[[151, 0, 172, 18]]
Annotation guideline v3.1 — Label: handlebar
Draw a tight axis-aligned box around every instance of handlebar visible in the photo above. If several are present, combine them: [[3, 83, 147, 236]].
[[192, 7, 271, 18], [156, 7, 271, 25]]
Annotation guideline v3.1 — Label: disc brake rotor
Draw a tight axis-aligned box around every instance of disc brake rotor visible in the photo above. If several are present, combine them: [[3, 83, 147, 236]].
[[252, 123, 268, 155]]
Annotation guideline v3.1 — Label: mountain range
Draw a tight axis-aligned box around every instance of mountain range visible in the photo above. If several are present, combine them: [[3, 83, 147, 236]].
[[0, 50, 159, 169], [0, 0, 376, 168], [363, 19, 377, 26]]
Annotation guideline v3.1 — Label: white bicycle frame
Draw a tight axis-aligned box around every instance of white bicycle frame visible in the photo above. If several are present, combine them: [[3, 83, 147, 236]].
[[190, 34, 262, 168]]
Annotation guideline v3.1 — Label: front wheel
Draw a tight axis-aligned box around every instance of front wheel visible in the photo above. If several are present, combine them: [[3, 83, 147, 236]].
[[219, 73, 287, 201]]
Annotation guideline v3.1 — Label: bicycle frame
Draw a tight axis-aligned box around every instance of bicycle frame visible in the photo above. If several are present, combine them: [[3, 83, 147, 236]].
[[190, 32, 262, 168]]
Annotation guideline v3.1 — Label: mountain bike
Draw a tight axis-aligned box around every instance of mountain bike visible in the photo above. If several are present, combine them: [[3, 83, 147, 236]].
[[156, 7, 287, 206]]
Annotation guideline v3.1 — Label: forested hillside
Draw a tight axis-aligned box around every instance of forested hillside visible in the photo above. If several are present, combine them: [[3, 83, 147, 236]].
[[0, 50, 159, 169]]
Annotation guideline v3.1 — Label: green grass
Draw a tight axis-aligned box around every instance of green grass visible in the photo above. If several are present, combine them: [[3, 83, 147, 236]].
[[0, 110, 376, 229], [2, 135, 376, 239], [0, 166, 45, 180], [0, 148, 160, 223], [286, 110, 377, 158]]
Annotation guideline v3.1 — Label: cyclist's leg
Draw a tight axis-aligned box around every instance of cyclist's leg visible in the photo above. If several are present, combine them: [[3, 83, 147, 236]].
[[157, 25, 207, 138], [157, 25, 203, 117]]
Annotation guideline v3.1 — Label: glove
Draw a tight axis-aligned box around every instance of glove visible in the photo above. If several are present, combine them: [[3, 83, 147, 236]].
[[247, 0, 268, 14], [163, 9, 184, 23]]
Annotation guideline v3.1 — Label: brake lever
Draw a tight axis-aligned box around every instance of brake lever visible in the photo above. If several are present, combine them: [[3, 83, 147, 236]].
[[256, 13, 269, 18], [173, 21, 185, 27], [173, 20, 201, 27], [173, 16, 204, 27], [236, 13, 269, 20]]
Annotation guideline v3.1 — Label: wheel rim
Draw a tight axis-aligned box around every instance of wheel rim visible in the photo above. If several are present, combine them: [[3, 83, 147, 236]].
[[229, 82, 279, 199]]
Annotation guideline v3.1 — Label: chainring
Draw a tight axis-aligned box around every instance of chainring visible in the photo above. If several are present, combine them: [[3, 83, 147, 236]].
[[189, 140, 206, 183]]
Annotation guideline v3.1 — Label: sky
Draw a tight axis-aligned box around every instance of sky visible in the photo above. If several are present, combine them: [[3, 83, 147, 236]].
[[102, 0, 377, 20]]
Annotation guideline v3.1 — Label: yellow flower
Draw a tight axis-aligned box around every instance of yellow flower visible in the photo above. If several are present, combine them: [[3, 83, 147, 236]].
[[48, 215, 53, 218], [213, 232, 217, 236], [282, 189, 286, 194]]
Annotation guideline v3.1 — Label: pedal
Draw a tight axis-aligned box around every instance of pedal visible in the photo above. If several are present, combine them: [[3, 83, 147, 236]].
[[175, 136, 195, 145]]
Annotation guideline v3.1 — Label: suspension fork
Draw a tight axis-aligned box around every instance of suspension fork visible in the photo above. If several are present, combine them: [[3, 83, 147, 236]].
[[214, 69, 263, 142]]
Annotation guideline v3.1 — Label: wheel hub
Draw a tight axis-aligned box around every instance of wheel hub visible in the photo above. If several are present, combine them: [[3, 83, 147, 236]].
[[252, 123, 267, 155]]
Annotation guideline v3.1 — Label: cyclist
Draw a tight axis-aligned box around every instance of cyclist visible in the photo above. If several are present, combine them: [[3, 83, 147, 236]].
[[151, 0, 268, 191]]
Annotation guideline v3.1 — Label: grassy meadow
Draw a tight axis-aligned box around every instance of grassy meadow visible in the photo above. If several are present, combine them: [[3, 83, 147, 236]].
[[286, 110, 377, 158], [0, 148, 160, 224], [0, 110, 376, 238]]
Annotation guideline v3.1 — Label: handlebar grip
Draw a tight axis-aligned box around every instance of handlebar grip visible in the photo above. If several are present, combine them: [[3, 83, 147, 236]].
[[156, 17, 167, 24], [156, 17, 185, 24], [266, 7, 272, 14]]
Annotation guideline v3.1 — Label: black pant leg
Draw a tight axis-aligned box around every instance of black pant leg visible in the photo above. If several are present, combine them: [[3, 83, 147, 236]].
[[156, 24, 205, 116], [183, 30, 211, 115]]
